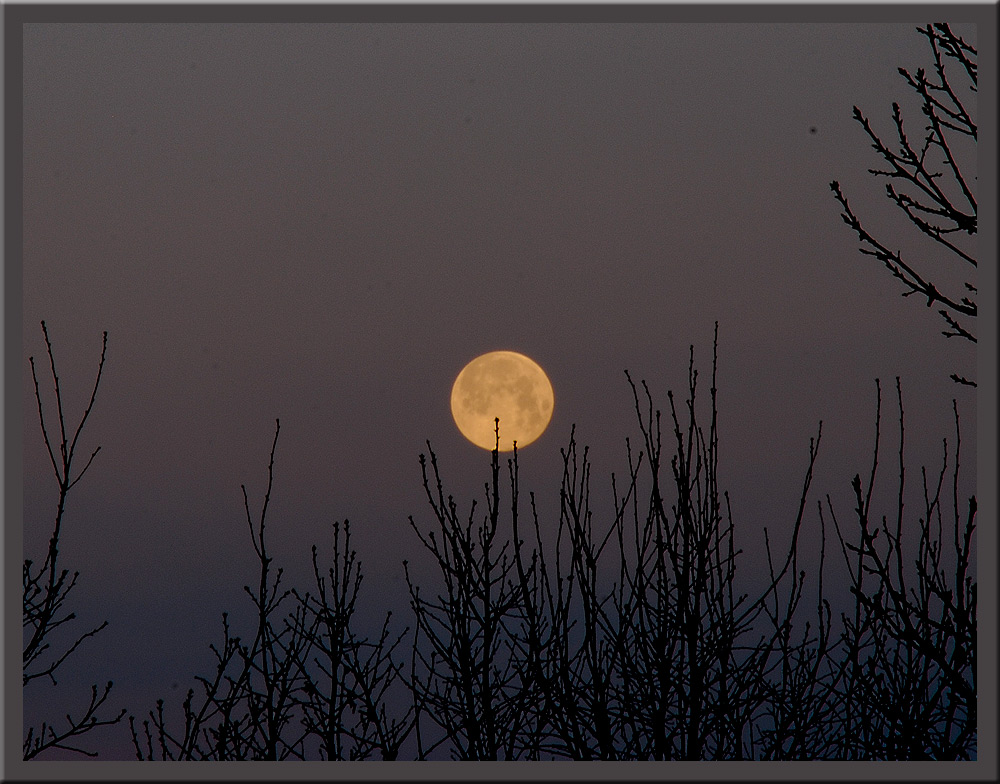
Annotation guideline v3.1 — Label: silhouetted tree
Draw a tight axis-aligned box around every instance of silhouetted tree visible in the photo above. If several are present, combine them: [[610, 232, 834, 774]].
[[130, 420, 410, 760], [130, 422, 307, 760], [822, 379, 975, 759], [404, 423, 530, 759], [29, 326, 971, 762], [289, 517, 413, 760], [23, 322, 125, 759], [831, 23, 977, 386], [403, 326, 849, 761], [615, 334, 825, 760]]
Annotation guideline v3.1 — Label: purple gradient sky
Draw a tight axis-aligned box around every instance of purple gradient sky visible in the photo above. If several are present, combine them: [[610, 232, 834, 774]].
[[21, 20, 977, 759]]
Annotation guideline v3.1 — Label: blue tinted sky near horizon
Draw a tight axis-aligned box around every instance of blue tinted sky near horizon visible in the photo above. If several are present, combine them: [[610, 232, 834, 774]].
[[21, 21, 977, 758]]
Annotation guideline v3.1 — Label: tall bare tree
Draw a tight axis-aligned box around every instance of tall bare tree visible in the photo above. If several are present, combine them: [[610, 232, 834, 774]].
[[23, 322, 125, 759]]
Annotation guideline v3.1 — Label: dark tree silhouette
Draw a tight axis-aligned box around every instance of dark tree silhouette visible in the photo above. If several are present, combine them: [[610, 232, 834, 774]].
[[830, 23, 977, 386], [27, 325, 973, 761], [129, 420, 410, 760], [823, 380, 975, 759], [403, 426, 528, 759], [23, 322, 125, 759], [122, 330, 973, 761]]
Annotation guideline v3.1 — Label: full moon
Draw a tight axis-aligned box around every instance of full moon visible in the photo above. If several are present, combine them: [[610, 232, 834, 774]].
[[450, 351, 554, 451]]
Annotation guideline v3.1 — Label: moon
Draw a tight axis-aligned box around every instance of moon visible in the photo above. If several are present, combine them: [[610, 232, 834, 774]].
[[450, 351, 554, 451]]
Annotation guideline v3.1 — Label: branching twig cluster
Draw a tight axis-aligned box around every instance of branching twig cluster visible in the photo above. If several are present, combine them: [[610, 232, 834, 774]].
[[831, 23, 977, 386]]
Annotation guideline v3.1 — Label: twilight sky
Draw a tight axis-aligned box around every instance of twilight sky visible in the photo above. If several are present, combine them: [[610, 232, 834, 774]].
[[20, 19, 977, 759]]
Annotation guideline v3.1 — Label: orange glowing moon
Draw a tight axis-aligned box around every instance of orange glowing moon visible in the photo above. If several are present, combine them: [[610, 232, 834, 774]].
[[450, 351, 554, 451]]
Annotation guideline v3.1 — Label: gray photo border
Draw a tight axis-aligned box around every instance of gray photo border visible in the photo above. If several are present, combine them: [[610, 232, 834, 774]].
[[4, 3, 997, 782]]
